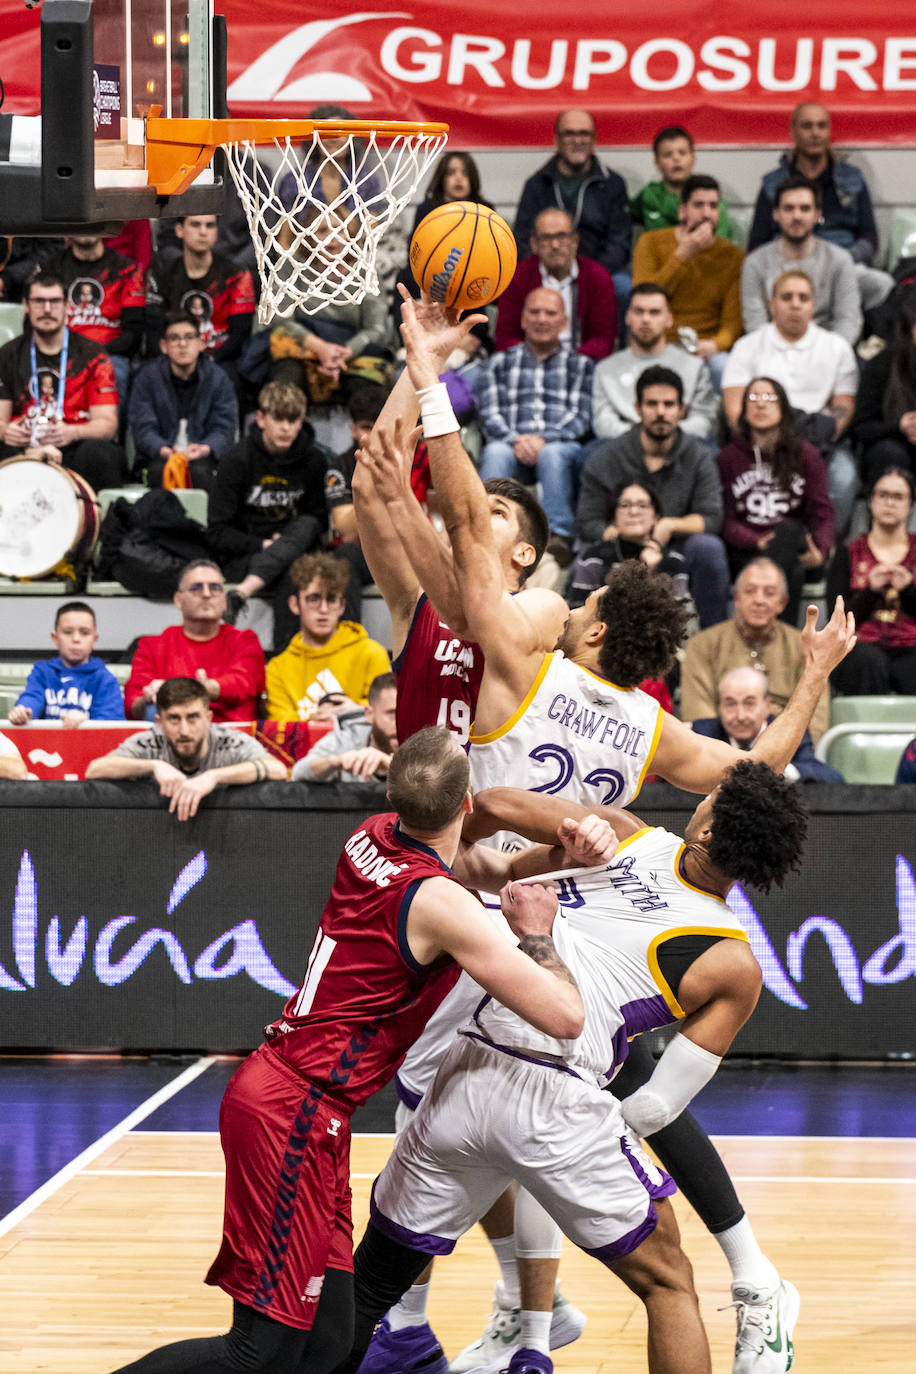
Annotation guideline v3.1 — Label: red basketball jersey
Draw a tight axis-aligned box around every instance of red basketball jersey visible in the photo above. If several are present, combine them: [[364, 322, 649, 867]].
[[393, 594, 485, 745], [265, 812, 462, 1107]]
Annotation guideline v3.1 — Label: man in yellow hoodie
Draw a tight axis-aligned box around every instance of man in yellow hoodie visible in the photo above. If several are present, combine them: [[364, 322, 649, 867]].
[[266, 551, 390, 722]]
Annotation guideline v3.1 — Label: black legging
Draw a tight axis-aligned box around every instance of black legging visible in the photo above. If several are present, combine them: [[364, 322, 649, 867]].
[[610, 1034, 744, 1234], [109, 1269, 353, 1374]]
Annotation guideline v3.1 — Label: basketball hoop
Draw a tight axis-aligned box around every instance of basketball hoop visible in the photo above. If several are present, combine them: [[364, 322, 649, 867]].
[[145, 116, 448, 323]]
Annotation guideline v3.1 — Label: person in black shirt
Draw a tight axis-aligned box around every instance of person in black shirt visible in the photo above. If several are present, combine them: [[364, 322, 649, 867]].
[[146, 215, 256, 385], [49, 234, 146, 410], [325, 384, 387, 621], [211, 381, 328, 651], [128, 311, 239, 491]]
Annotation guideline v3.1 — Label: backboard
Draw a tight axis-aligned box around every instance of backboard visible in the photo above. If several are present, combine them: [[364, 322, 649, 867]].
[[0, 0, 226, 235]]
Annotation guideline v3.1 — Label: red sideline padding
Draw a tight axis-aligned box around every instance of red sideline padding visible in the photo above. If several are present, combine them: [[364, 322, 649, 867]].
[[0, 719, 334, 778]]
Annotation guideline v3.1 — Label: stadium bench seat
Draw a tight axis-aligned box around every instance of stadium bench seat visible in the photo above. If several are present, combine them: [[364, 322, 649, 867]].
[[830, 695, 916, 727], [815, 721, 916, 783], [0, 303, 24, 347]]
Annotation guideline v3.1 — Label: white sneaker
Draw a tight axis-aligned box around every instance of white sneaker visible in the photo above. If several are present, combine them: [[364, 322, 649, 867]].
[[730, 1279, 800, 1373], [447, 1282, 586, 1374]]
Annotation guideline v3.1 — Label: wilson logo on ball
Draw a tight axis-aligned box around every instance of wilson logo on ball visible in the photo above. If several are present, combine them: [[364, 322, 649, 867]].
[[410, 201, 517, 310]]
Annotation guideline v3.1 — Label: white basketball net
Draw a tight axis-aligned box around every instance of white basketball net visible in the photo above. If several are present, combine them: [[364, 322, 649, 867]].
[[223, 129, 448, 324]]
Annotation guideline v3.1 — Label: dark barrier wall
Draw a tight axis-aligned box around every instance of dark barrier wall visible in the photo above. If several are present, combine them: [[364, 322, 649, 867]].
[[1, 781, 914, 1059]]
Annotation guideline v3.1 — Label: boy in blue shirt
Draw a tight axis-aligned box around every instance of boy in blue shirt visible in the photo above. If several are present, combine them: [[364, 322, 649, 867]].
[[8, 602, 124, 726]]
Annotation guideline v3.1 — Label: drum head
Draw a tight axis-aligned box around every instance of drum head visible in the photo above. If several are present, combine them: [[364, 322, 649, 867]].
[[0, 457, 97, 578]]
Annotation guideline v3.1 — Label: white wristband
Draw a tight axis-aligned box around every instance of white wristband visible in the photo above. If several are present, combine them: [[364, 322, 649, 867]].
[[619, 1034, 722, 1138], [416, 381, 459, 439]]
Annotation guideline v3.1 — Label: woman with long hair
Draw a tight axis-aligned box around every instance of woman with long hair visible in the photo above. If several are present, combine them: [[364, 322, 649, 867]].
[[851, 294, 916, 484], [565, 479, 688, 608], [827, 466, 916, 693], [410, 150, 490, 233], [717, 376, 835, 625]]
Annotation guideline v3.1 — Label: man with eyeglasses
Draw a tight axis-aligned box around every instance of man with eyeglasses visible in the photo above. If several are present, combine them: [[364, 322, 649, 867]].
[[514, 109, 632, 314], [128, 309, 239, 491], [0, 269, 127, 490], [266, 550, 389, 722], [494, 208, 617, 361], [124, 559, 265, 723]]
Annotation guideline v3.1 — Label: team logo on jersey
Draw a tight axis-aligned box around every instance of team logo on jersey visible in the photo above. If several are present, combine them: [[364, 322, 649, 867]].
[[327, 1117, 342, 1136], [301, 1274, 325, 1304]]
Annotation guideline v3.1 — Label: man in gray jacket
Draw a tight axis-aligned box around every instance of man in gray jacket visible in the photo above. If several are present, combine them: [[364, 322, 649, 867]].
[[292, 671, 397, 783], [741, 177, 862, 346], [591, 281, 717, 443], [577, 365, 729, 626]]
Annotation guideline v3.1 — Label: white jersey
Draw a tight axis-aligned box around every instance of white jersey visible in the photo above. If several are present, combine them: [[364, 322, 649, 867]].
[[397, 651, 664, 1101], [468, 650, 663, 853], [467, 826, 749, 1086]]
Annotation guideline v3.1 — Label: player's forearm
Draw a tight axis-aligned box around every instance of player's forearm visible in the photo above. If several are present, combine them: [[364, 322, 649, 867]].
[[211, 757, 284, 787], [748, 663, 831, 773], [517, 934, 579, 992]]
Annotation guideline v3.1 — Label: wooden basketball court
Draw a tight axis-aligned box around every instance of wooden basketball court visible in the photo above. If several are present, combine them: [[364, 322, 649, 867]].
[[3, 1121, 914, 1372]]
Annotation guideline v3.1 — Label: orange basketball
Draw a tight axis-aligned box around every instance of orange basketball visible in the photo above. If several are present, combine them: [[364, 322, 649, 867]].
[[409, 202, 517, 310]]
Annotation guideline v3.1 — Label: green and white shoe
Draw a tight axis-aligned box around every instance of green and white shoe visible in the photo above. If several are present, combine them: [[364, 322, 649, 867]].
[[731, 1278, 800, 1373]]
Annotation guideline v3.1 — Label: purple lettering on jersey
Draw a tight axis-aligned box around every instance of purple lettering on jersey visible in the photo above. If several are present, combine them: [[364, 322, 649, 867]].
[[599, 715, 620, 745], [613, 722, 630, 751], [547, 693, 566, 721], [558, 698, 577, 728], [628, 728, 646, 757]]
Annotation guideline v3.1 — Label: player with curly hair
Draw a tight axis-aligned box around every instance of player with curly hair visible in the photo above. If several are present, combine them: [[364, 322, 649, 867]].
[[349, 294, 853, 1374], [342, 763, 809, 1374]]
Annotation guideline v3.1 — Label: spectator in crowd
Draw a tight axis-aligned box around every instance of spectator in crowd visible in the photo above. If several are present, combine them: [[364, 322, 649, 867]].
[[125, 560, 265, 722], [270, 233, 392, 407], [741, 177, 862, 345], [723, 269, 860, 535], [146, 215, 256, 382], [291, 670, 398, 782], [680, 557, 830, 741], [514, 108, 632, 309], [7, 601, 123, 726], [630, 125, 733, 239], [631, 174, 743, 388], [494, 207, 617, 360], [591, 281, 717, 443], [692, 666, 843, 781], [851, 295, 916, 484], [826, 467, 916, 695], [50, 233, 146, 407], [266, 552, 390, 723], [717, 377, 835, 625], [210, 381, 327, 653], [0, 237, 63, 302], [128, 310, 238, 491], [477, 286, 593, 563], [0, 734, 27, 780], [896, 735, 916, 783], [747, 101, 894, 314], [565, 477, 688, 609], [577, 365, 729, 625], [324, 384, 387, 623], [410, 149, 492, 233], [0, 271, 126, 490], [86, 676, 284, 819]]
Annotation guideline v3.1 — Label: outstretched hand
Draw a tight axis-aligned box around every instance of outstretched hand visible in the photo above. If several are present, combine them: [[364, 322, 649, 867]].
[[398, 286, 487, 392], [801, 597, 856, 677], [356, 418, 421, 508]]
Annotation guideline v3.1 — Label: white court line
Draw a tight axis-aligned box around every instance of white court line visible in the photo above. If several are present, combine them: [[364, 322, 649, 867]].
[[77, 1170, 916, 1184], [0, 1056, 214, 1236]]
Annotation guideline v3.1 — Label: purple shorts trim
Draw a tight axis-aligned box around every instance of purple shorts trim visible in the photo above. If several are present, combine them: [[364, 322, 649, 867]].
[[460, 1030, 583, 1080], [395, 1076, 422, 1111], [621, 1133, 677, 1199], [584, 1205, 660, 1263], [621, 992, 676, 1038], [369, 1182, 456, 1257]]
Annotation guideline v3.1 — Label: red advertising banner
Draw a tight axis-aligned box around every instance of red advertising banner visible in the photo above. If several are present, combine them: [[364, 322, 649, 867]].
[[218, 2, 916, 145], [2, 2, 915, 144]]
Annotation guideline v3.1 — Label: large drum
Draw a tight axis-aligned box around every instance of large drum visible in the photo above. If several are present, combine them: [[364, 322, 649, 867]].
[[0, 456, 100, 578]]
